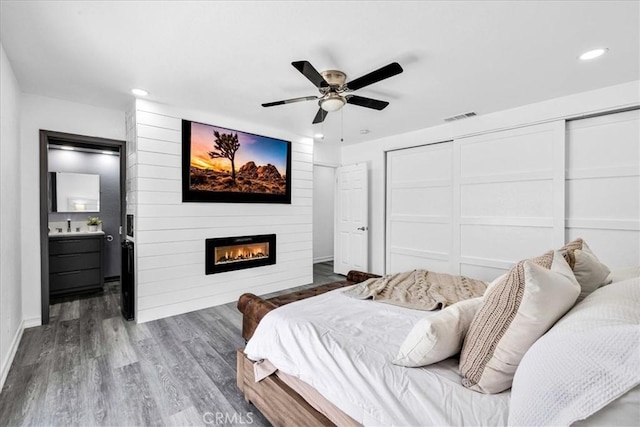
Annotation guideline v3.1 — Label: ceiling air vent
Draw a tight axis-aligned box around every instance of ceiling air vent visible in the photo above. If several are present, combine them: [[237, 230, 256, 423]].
[[444, 111, 477, 122]]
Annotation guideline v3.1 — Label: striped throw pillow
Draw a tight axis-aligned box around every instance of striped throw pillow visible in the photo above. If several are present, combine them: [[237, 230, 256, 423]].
[[459, 250, 580, 394]]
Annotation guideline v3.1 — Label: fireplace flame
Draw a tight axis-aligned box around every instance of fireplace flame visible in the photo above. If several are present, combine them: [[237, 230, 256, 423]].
[[215, 242, 269, 265]]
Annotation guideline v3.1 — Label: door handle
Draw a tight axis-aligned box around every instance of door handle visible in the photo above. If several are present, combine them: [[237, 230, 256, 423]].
[[357, 226, 368, 231]]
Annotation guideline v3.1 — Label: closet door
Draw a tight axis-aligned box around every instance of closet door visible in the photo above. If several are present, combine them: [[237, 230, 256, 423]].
[[565, 109, 640, 268], [386, 142, 454, 274], [456, 122, 565, 281]]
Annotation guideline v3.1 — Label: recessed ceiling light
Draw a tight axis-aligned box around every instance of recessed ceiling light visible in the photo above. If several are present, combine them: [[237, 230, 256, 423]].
[[314, 133, 324, 139], [579, 48, 608, 61], [60, 146, 75, 151], [131, 88, 149, 97]]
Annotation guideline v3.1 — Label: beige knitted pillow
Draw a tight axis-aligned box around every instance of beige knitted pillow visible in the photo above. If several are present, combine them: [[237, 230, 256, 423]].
[[560, 238, 612, 302], [459, 250, 580, 394]]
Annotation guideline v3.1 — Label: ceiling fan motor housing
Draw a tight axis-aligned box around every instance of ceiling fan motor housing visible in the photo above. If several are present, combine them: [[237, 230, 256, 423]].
[[319, 70, 348, 111], [320, 70, 347, 89]]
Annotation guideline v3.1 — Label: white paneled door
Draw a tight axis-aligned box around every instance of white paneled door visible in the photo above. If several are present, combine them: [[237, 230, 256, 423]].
[[386, 142, 454, 274], [334, 163, 368, 275], [456, 122, 565, 280], [565, 109, 640, 268], [385, 122, 565, 282]]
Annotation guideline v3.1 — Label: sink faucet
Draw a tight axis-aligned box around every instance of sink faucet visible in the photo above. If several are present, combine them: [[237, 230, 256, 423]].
[[67, 219, 71, 233]]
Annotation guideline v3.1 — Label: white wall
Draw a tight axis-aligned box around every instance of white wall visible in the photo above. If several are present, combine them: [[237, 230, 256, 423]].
[[313, 164, 335, 263], [342, 81, 640, 274], [0, 42, 23, 388], [20, 94, 125, 324], [313, 141, 340, 166], [129, 100, 313, 323]]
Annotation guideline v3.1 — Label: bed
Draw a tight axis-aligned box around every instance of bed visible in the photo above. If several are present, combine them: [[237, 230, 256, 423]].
[[238, 255, 640, 426]]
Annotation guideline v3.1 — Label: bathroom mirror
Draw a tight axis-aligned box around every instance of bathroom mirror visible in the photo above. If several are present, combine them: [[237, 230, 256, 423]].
[[49, 172, 100, 212]]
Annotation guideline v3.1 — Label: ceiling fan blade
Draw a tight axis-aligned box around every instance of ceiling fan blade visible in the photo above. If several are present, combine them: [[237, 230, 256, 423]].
[[262, 96, 318, 107], [346, 95, 389, 110], [345, 62, 403, 91], [312, 108, 328, 124], [292, 61, 330, 89]]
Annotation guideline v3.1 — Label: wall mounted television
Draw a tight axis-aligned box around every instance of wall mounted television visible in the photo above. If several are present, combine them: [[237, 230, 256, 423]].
[[182, 119, 292, 204]]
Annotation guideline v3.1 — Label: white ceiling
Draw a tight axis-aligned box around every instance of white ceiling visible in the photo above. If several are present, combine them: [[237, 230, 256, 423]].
[[1, 1, 638, 145]]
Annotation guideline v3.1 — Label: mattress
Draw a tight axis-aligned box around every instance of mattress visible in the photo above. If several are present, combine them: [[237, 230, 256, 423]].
[[244, 286, 510, 426]]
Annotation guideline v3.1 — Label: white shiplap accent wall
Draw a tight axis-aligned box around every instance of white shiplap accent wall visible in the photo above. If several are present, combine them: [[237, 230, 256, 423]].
[[127, 100, 313, 323]]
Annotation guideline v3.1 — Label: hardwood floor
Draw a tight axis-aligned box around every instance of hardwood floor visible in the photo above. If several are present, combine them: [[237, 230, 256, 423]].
[[0, 261, 344, 426]]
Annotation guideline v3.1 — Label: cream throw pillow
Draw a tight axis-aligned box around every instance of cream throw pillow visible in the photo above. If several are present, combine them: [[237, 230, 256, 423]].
[[459, 250, 580, 394], [393, 297, 483, 367], [561, 238, 611, 302]]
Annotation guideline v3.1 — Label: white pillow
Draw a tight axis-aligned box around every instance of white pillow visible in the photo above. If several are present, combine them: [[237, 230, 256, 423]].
[[508, 278, 640, 426], [393, 297, 482, 367], [460, 250, 580, 394]]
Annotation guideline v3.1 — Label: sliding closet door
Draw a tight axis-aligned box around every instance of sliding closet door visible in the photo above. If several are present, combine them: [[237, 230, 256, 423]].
[[565, 109, 640, 268], [386, 142, 454, 274], [456, 122, 565, 281]]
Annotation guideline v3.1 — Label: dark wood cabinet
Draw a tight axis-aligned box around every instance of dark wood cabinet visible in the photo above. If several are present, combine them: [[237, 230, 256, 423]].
[[49, 234, 104, 296]]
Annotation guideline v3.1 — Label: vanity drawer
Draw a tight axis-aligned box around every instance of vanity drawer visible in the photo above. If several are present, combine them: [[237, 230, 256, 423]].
[[50, 268, 101, 294], [49, 252, 101, 273], [50, 237, 101, 255]]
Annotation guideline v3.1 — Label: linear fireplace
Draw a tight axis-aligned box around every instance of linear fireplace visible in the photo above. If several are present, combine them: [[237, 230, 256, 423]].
[[205, 234, 276, 274]]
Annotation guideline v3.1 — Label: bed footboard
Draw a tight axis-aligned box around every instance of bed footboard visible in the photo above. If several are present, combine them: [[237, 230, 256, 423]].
[[236, 349, 333, 427]]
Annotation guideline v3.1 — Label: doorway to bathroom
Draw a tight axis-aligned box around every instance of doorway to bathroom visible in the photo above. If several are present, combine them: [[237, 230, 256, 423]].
[[39, 130, 126, 324]]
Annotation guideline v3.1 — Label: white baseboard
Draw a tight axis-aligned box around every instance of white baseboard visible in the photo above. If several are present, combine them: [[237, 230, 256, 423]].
[[0, 319, 27, 392], [23, 317, 41, 329], [313, 256, 334, 264]]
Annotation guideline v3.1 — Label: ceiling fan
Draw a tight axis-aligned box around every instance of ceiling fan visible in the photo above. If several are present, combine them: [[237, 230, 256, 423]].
[[262, 60, 403, 124]]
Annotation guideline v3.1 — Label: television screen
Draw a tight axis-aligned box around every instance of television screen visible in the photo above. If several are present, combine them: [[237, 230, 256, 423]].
[[182, 120, 291, 203]]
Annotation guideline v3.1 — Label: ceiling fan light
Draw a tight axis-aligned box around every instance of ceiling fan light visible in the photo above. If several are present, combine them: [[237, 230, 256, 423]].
[[321, 96, 345, 112]]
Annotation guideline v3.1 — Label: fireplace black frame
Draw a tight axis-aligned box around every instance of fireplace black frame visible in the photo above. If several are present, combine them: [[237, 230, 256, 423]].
[[205, 234, 276, 274]]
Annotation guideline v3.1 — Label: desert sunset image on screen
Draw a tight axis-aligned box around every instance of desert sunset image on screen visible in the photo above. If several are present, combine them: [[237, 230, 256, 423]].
[[188, 121, 289, 195]]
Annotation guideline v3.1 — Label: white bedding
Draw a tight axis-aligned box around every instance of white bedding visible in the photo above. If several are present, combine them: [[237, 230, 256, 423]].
[[244, 286, 510, 426], [508, 277, 640, 426]]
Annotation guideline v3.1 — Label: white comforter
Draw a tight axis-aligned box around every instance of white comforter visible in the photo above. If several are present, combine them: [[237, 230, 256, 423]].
[[244, 287, 510, 426]]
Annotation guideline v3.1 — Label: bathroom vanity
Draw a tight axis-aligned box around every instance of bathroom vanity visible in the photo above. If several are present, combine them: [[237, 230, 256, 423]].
[[49, 232, 104, 296]]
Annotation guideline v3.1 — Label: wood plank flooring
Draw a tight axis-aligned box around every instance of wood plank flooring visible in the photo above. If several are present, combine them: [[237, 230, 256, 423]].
[[0, 262, 344, 426]]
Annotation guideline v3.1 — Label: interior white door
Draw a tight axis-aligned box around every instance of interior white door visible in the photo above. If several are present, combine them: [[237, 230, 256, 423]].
[[334, 163, 368, 275]]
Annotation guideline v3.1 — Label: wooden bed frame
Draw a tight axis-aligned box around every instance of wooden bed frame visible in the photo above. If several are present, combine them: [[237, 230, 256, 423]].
[[236, 349, 334, 427]]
